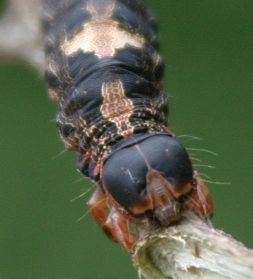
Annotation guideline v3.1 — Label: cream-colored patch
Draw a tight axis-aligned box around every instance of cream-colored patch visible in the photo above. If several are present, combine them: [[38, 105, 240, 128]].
[[61, 19, 145, 58], [87, 0, 116, 19], [48, 88, 60, 103], [101, 80, 134, 136]]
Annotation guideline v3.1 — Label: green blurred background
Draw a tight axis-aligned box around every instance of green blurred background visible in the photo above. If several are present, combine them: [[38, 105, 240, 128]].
[[0, 0, 252, 278]]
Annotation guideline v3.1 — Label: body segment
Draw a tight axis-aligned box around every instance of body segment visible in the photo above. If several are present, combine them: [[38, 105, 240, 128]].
[[44, 0, 213, 251]]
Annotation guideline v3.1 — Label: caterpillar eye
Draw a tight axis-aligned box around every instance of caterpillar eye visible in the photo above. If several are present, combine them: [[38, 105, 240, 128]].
[[102, 134, 193, 221]]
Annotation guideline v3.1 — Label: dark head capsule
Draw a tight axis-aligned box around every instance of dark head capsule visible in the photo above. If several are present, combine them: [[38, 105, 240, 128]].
[[102, 134, 193, 225]]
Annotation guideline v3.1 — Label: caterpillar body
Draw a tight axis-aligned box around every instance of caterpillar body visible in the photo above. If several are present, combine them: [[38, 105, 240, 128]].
[[43, 0, 213, 251]]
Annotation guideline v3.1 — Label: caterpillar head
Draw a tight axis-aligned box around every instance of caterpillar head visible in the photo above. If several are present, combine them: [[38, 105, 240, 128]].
[[102, 134, 194, 225]]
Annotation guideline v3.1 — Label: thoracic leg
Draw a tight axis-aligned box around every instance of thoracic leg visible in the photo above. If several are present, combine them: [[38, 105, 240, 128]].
[[104, 207, 136, 251], [87, 188, 108, 226], [186, 172, 214, 218], [87, 188, 136, 251]]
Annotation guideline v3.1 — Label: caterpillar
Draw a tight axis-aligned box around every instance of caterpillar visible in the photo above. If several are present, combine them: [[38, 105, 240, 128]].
[[43, 0, 213, 251]]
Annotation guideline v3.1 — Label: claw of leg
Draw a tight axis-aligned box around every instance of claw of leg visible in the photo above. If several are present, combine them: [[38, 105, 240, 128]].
[[104, 208, 136, 252], [87, 189, 136, 251], [186, 173, 214, 218]]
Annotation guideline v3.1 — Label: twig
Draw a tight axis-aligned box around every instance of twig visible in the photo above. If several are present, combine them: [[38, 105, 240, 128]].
[[133, 212, 253, 279], [0, 0, 45, 71], [1, 1, 253, 279]]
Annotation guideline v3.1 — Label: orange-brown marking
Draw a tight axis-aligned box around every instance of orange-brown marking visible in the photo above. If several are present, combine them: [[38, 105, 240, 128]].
[[87, 188, 136, 251], [129, 169, 193, 216], [100, 80, 134, 136], [185, 171, 214, 218]]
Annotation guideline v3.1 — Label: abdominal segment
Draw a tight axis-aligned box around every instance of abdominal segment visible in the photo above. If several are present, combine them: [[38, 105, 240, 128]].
[[44, 0, 167, 178]]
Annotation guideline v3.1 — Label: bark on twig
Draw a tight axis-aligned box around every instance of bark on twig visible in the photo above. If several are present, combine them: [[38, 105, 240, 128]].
[[0, 0, 45, 71], [1, 1, 253, 278], [133, 213, 253, 279]]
